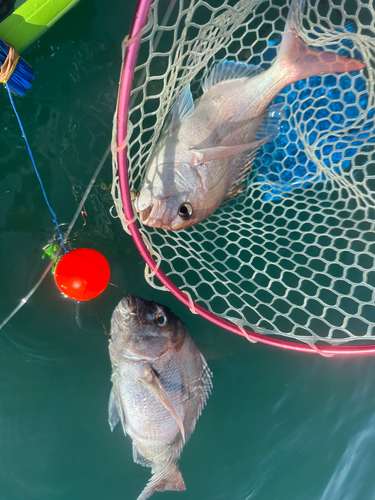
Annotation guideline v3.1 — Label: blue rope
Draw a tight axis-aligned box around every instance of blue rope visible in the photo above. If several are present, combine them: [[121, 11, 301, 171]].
[[5, 83, 67, 254]]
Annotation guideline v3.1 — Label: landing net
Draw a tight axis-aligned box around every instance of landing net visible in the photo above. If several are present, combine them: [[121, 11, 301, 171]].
[[112, 0, 375, 354]]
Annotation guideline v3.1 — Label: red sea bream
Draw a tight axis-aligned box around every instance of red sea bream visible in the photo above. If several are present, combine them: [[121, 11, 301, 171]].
[[108, 295, 212, 500], [136, 0, 365, 230]]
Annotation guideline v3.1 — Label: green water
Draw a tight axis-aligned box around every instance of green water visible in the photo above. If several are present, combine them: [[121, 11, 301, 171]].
[[1, 1, 375, 499]]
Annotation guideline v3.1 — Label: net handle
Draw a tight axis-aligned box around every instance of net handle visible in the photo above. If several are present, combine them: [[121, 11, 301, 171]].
[[116, 0, 375, 356]]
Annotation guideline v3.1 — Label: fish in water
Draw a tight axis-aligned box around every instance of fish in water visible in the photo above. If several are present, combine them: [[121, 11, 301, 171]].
[[135, 0, 365, 231], [108, 295, 213, 500]]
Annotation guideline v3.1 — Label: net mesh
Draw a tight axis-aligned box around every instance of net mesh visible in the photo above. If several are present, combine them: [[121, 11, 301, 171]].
[[112, 0, 375, 346]]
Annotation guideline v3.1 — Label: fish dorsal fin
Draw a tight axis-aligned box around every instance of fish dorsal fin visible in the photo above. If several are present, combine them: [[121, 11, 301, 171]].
[[199, 354, 213, 408], [139, 362, 186, 443], [202, 60, 264, 92], [192, 354, 213, 423], [169, 85, 194, 135]]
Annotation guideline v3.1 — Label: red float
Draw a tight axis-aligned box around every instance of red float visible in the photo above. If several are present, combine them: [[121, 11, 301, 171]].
[[54, 248, 110, 300]]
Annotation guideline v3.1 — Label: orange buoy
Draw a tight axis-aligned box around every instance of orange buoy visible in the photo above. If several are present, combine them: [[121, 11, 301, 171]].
[[54, 248, 110, 300]]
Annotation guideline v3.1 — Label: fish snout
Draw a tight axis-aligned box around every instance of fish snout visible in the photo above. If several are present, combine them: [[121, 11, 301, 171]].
[[127, 295, 153, 323], [127, 294, 137, 314], [117, 295, 137, 319], [139, 204, 153, 223], [138, 197, 173, 229]]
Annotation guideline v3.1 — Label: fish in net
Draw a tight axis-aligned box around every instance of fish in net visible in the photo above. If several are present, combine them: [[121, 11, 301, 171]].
[[112, 0, 375, 353]]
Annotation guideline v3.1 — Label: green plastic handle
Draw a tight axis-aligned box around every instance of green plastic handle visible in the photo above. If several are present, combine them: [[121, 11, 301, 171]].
[[0, 0, 80, 53]]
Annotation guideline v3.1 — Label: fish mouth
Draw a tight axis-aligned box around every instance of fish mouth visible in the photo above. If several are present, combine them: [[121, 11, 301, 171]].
[[138, 197, 173, 229], [117, 294, 137, 319], [127, 294, 137, 314], [122, 294, 147, 320], [139, 204, 153, 223], [120, 294, 157, 326], [138, 196, 198, 231]]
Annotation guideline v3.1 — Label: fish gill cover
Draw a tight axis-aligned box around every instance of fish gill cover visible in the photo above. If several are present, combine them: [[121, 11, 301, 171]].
[[112, 0, 375, 347]]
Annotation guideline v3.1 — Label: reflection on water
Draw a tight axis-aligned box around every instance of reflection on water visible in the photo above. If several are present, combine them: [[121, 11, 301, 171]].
[[321, 414, 375, 500]]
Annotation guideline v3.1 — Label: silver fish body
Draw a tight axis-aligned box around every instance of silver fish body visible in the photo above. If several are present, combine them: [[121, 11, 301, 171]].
[[108, 295, 212, 500], [138, 78, 268, 228], [136, 0, 365, 231]]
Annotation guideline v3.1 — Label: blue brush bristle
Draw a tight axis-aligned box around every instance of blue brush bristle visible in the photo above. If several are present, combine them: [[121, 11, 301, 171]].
[[0, 39, 35, 96]]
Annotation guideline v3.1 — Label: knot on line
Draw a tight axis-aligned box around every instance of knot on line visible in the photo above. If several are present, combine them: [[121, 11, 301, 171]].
[[308, 341, 335, 358], [125, 212, 137, 225], [0, 42, 19, 84], [119, 209, 138, 234], [236, 322, 258, 344], [146, 259, 160, 279], [116, 137, 128, 152], [121, 9, 154, 53], [182, 291, 197, 315]]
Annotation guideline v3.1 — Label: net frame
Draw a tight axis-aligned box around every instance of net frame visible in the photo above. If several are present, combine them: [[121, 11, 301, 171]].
[[113, 0, 375, 356]]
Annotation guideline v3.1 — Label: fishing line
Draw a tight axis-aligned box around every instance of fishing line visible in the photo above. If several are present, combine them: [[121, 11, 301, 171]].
[[63, 144, 111, 243], [108, 282, 128, 297], [0, 145, 111, 331], [0, 259, 55, 331], [96, 313, 110, 338], [5, 82, 67, 253]]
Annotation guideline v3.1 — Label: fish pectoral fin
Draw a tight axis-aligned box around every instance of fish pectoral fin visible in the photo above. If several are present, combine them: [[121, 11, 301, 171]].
[[139, 364, 186, 443], [169, 85, 195, 135], [108, 384, 126, 434], [108, 389, 120, 432], [190, 137, 270, 166], [220, 138, 271, 206], [133, 444, 151, 467], [256, 103, 285, 141]]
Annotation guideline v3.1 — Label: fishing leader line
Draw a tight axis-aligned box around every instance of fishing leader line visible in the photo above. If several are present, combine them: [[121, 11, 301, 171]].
[[5, 82, 67, 254]]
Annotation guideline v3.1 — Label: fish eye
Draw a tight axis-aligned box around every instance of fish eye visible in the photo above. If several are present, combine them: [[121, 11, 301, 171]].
[[156, 313, 167, 326], [178, 203, 192, 220]]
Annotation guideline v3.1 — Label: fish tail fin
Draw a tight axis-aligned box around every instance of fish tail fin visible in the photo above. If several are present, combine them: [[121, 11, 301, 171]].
[[154, 464, 185, 493], [136, 463, 186, 500], [275, 0, 365, 84]]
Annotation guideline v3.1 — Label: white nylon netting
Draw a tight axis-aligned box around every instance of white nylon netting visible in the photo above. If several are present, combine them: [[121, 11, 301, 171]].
[[112, 0, 375, 345]]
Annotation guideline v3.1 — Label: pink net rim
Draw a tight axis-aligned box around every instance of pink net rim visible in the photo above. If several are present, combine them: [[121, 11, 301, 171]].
[[116, 0, 375, 356]]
